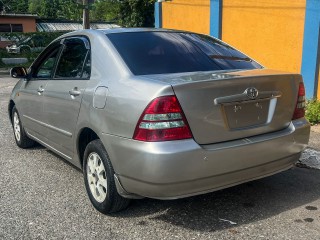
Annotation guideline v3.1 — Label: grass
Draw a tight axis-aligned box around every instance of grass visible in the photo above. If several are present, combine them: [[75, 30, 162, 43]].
[[305, 99, 320, 125]]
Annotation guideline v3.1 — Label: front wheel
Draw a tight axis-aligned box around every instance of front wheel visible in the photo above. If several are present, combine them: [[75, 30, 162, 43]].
[[12, 106, 35, 148], [83, 139, 130, 214]]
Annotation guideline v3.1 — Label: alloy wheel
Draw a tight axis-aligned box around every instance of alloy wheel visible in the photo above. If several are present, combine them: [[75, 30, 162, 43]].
[[86, 152, 108, 203], [13, 112, 21, 142]]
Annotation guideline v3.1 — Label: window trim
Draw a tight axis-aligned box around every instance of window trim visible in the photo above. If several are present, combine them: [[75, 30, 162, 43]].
[[30, 35, 92, 81], [52, 36, 91, 81]]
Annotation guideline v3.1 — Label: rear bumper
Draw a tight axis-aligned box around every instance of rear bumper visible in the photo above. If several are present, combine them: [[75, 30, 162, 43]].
[[101, 118, 310, 199]]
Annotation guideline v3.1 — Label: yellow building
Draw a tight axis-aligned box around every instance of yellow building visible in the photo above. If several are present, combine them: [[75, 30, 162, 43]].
[[155, 0, 320, 99]]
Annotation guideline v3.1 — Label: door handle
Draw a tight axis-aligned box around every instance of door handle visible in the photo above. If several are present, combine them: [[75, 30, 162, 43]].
[[37, 86, 45, 95], [69, 88, 81, 97]]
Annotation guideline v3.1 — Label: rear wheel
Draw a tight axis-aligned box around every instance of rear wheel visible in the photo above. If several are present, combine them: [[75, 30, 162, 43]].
[[83, 139, 130, 214], [12, 106, 35, 148]]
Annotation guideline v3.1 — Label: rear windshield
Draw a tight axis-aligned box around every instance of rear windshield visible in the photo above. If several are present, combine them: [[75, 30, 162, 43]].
[[107, 32, 262, 75]]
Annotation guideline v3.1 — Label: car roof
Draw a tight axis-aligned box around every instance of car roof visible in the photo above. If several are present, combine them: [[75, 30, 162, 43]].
[[98, 27, 180, 34], [56, 28, 186, 41]]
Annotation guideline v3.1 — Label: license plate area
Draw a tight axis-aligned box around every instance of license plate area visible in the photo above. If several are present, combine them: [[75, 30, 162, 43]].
[[221, 99, 270, 130]]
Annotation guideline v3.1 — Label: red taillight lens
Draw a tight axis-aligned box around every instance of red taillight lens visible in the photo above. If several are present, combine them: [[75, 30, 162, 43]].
[[292, 82, 306, 120], [133, 95, 193, 142]]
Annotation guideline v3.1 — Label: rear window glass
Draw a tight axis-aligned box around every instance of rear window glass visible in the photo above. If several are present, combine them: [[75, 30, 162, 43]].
[[107, 32, 262, 75]]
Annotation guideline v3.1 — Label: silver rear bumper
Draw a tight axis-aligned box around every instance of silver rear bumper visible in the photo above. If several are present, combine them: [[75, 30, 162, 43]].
[[101, 118, 310, 199]]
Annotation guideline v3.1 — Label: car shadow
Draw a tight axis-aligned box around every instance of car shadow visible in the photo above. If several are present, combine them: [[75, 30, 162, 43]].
[[115, 167, 320, 232]]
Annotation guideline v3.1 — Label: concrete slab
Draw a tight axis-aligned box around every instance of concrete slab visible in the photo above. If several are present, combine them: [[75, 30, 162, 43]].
[[309, 125, 320, 151], [1, 58, 28, 65]]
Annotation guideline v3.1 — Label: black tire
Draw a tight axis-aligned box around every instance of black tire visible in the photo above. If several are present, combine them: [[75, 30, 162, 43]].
[[11, 106, 35, 148], [83, 139, 130, 214]]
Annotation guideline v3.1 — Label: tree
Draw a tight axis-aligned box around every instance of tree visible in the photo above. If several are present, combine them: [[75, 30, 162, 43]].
[[29, 0, 81, 20], [28, 0, 42, 15], [118, 0, 154, 27], [0, 1, 4, 12], [1, 0, 29, 13], [91, 0, 120, 22], [57, 0, 82, 21]]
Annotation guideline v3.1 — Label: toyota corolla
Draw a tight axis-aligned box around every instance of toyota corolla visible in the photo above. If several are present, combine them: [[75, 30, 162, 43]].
[[8, 28, 310, 214]]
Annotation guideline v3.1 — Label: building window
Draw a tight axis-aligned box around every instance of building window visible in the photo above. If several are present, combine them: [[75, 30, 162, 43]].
[[11, 24, 23, 32], [0, 24, 11, 32], [0, 24, 23, 32]]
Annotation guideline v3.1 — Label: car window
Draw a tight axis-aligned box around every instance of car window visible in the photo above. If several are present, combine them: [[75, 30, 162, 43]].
[[181, 33, 262, 70], [107, 32, 262, 75], [54, 38, 89, 79], [82, 53, 91, 79], [33, 47, 60, 79]]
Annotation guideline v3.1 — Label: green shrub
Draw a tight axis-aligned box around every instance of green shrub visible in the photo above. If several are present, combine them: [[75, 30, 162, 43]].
[[305, 99, 320, 124]]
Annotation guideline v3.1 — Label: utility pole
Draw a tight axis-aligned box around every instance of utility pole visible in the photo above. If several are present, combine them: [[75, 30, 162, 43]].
[[83, 0, 90, 29]]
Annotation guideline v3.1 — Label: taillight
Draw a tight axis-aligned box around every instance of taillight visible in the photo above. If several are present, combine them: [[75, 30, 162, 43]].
[[292, 82, 306, 120], [133, 95, 193, 142]]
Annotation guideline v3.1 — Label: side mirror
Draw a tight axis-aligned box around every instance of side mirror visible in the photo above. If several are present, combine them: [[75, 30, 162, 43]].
[[10, 67, 28, 79]]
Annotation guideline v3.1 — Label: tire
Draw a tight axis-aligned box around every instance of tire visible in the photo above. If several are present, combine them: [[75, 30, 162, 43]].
[[11, 106, 35, 148], [83, 139, 130, 214]]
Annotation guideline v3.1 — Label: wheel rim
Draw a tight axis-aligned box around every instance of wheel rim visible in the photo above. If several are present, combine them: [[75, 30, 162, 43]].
[[86, 152, 108, 203], [13, 112, 21, 142]]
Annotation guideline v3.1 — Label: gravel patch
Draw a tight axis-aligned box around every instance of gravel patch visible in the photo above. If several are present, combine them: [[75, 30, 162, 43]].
[[298, 149, 320, 170]]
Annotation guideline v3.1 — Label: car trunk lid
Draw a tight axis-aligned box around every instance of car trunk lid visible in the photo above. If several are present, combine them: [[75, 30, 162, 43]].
[[145, 69, 301, 144]]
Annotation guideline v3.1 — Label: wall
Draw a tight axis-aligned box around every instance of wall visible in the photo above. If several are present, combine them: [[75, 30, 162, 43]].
[[221, 0, 306, 74], [0, 17, 36, 33], [162, 0, 210, 35]]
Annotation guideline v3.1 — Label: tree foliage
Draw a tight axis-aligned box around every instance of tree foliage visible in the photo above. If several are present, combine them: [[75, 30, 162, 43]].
[[1, 0, 29, 13], [118, 0, 154, 27], [91, 0, 120, 21], [28, 0, 81, 20]]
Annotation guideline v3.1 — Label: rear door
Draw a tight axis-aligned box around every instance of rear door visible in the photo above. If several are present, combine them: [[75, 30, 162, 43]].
[[19, 42, 62, 140], [41, 37, 91, 158]]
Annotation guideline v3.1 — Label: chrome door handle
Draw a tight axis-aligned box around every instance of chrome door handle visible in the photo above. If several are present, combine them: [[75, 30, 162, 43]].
[[69, 89, 81, 97], [37, 86, 45, 95]]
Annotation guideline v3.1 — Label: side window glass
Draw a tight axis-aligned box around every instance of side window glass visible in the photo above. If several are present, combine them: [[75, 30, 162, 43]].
[[34, 47, 60, 79], [81, 54, 91, 79], [54, 39, 89, 79]]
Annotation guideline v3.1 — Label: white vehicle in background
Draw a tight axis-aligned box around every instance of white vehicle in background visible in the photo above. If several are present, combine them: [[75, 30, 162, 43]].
[[6, 36, 45, 54]]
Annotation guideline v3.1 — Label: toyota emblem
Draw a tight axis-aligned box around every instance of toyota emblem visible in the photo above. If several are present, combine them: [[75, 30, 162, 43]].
[[245, 87, 259, 100]]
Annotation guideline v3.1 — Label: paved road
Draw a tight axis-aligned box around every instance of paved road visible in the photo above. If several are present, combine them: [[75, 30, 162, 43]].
[[1, 75, 320, 240]]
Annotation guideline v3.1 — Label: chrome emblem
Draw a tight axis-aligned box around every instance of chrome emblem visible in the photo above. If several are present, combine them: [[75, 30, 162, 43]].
[[245, 87, 259, 100]]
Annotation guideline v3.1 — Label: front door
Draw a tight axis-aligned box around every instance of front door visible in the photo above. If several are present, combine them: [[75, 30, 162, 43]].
[[19, 43, 61, 140], [42, 37, 91, 159]]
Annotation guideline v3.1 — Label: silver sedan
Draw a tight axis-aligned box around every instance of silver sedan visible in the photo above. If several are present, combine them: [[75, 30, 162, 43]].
[[8, 28, 310, 214]]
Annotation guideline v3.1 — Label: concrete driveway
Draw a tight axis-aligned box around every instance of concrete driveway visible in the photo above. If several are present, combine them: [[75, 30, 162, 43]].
[[1, 75, 320, 239]]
